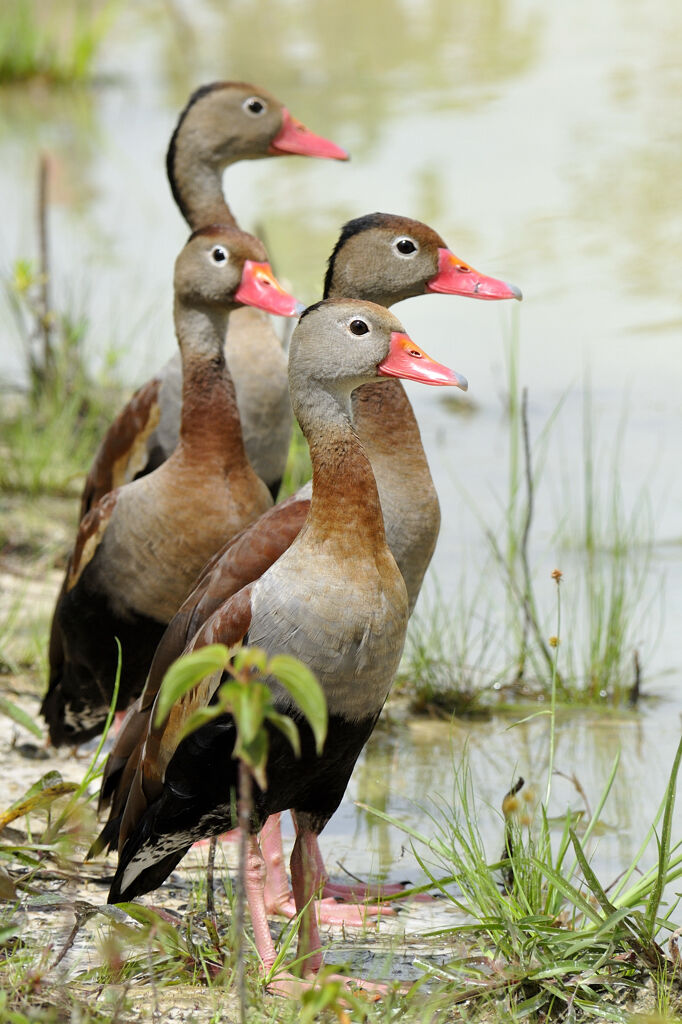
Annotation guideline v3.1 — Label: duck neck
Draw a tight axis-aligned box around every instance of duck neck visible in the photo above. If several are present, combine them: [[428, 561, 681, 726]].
[[324, 277, 428, 476], [297, 388, 385, 548], [168, 131, 236, 230], [173, 300, 248, 470]]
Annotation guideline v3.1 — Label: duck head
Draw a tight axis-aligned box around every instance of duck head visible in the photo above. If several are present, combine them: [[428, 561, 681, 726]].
[[289, 298, 468, 408], [175, 225, 301, 317], [169, 81, 348, 174], [324, 212, 521, 306]]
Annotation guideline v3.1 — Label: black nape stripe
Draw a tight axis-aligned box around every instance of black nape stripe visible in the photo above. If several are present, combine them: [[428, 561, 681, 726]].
[[298, 299, 328, 322], [323, 212, 395, 299], [166, 82, 230, 222]]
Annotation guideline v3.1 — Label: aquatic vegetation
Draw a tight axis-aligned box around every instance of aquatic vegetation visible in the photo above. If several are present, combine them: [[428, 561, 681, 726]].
[[365, 739, 682, 1020], [398, 320, 657, 713], [0, 0, 117, 86], [1, 243, 126, 497]]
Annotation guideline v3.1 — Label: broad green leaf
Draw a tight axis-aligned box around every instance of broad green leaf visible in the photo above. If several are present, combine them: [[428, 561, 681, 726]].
[[0, 783, 79, 831], [0, 697, 42, 739], [268, 654, 327, 754], [154, 645, 229, 726], [5, 771, 64, 814], [266, 710, 301, 759], [178, 705, 222, 743], [232, 645, 268, 676], [229, 682, 269, 747]]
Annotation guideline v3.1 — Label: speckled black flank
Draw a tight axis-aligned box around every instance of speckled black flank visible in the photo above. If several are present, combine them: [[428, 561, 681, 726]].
[[166, 82, 230, 223], [323, 212, 394, 298], [107, 704, 381, 902]]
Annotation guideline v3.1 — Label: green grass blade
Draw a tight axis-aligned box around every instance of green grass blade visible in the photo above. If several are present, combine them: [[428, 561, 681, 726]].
[[644, 735, 682, 939]]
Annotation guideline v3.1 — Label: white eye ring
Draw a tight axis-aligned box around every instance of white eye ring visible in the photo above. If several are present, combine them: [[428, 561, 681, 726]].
[[210, 245, 228, 264], [349, 319, 370, 337], [394, 236, 419, 257], [242, 96, 267, 117]]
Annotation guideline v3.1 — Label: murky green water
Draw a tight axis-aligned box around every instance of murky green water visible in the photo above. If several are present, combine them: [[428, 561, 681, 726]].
[[1, 0, 681, 893]]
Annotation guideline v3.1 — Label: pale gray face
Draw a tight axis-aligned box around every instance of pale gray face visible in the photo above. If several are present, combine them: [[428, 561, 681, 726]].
[[326, 215, 447, 307], [290, 298, 406, 395], [173, 226, 267, 308], [183, 83, 286, 166]]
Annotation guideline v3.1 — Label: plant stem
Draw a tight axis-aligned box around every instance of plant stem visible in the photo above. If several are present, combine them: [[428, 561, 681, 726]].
[[236, 761, 253, 1023], [37, 153, 53, 390], [206, 836, 217, 921], [545, 578, 561, 806], [516, 387, 533, 680]]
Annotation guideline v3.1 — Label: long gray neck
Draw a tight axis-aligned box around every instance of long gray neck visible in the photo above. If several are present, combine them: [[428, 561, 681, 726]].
[[168, 134, 237, 230]]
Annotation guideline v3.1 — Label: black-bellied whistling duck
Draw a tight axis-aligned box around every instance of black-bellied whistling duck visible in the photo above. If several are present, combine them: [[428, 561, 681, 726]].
[[41, 226, 300, 747], [96, 213, 521, 913], [104, 300, 468, 995], [80, 82, 348, 517]]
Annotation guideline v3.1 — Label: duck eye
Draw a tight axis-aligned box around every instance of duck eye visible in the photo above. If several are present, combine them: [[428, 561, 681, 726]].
[[243, 96, 266, 116], [210, 245, 228, 263], [395, 237, 417, 256], [349, 319, 369, 336]]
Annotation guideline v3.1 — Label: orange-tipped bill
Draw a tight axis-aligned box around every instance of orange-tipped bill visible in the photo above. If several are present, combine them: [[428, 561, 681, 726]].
[[234, 261, 301, 317], [428, 248, 522, 301], [268, 108, 349, 161], [378, 332, 468, 389]]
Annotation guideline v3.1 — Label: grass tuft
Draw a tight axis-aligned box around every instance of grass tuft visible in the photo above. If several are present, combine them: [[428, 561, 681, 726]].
[[0, 0, 117, 86]]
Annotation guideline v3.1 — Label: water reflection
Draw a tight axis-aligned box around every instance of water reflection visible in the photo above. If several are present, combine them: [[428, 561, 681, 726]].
[[327, 701, 681, 890], [137, 0, 541, 141]]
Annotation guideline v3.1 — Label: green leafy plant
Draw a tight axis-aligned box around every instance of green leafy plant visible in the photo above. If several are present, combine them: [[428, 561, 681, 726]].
[[155, 643, 327, 1018]]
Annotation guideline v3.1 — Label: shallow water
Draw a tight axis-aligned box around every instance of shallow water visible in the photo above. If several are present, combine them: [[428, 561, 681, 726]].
[[1, 0, 681, 904]]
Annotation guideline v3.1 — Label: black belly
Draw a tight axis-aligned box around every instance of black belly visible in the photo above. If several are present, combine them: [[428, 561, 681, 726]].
[[42, 572, 167, 746], [168, 706, 380, 833], [109, 704, 381, 902]]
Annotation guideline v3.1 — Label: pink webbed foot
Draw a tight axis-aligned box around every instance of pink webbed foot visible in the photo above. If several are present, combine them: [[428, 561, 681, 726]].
[[322, 880, 435, 903], [261, 813, 400, 920], [266, 894, 395, 925], [322, 879, 407, 900]]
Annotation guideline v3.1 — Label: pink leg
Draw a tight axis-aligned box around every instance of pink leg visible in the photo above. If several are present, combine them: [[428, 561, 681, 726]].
[[290, 827, 325, 975], [244, 833, 279, 972], [261, 813, 291, 913], [264, 825, 400, 1000], [241, 829, 368, 999], [308, 834, 417, 901], [262, 815, 395, 923]]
